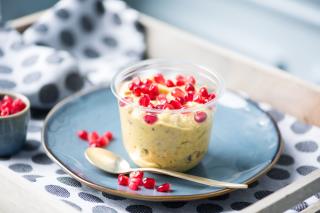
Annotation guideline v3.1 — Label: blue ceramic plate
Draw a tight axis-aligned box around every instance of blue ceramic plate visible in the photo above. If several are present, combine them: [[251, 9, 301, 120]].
[[42, 86, 282, 201]]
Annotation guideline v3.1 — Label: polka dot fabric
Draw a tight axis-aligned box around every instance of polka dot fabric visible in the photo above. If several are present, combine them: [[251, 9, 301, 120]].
[[24, 0, 145, 85], [1, 102, 320, 212]]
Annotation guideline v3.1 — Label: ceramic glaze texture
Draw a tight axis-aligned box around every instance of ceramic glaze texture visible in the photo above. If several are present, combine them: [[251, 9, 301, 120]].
[[43, 87, 281, 200]]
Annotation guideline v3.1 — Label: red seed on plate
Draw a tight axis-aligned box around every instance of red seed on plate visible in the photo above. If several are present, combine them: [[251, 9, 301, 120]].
[[139, 94, 151, 107], [143, 114, 158, 124], [194, 111, 207, 123], [169, 100, 182, 109], [199, 87, 209, 98], [165, 79, 175, 87], [96, 136, 109, 147], [154, 73, 165, 84], [104, 131, 113, 141], [171, 88, 185, 98], [129, 182, 139, 191], [77, 130, 88, 141], [186, 75, 196, 85], [143, 177, 156, 189], [129, 171, 144, 179], [118, 174, 129, 186], [88, 131, 100, 143], [185, 83, 195, 92], [156, 183, 171, 192], [130, 177, 143, 186]]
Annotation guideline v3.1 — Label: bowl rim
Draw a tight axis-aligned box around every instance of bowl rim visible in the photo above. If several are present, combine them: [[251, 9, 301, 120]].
[[0, 90, 30, 120]]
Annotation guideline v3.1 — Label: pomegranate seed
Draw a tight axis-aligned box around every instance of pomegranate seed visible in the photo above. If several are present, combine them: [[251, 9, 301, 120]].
[[118, 174, 129, 186], [0, 108, 10, 117], [77, 130, 88, 141], [156, 183, 171, 192], [143, 79, 153, 86], [176, 80, 185, 86], [154, 73, 165, 84], [133, 87, 142, 97], [139, 95, 151, 107], [208, 93, 216, 101], [169, 100, 183, 109], [148, 84, 159, 96], [129, 171, 144, 179], [128, 83, 135, 91], [176, 74, 185, 82], [130, 177, 143, 186], [88, 131, 99, 142], [96, 136, 109, 147], [175, 97, 185, 105], [185, 83, 195, 92], [129, 182, 139, 190], [185, 92, 194, 102], [194, 111, 207, 123], [171, 88, 185, 98], [164, 103, 175, 110], [143, 178, 156, 189], [132, 77, 142, 86], [186, 76, 196, 85], [193, 94, 206, 104], [199, 87, 209, 98], [2, 95, 13, 104], [140, 84, 149, 94], [119, 97, 133, 107], [157, 94, 167, 104], [165, 80, 175, 87], [104, 131, 113, 140], [143, 114, 158, 124]]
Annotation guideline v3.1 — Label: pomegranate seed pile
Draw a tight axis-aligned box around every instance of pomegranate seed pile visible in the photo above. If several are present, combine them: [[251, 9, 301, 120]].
[[118, 171, 171, 192], [0, 95, 26, 117], [77, 130, 113, 147], [120, 73, 216, 124]]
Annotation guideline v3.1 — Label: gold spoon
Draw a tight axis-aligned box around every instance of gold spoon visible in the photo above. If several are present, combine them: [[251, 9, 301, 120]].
[[85, 147, 248, 189]]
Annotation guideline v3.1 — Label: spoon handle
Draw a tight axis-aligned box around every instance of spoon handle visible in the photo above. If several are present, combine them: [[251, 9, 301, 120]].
[[130, 168, 247, 189]]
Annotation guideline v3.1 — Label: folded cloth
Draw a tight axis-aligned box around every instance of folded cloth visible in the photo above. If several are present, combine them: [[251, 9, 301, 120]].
[[24, 0, 145, 85], [0, 27, 83, 109]]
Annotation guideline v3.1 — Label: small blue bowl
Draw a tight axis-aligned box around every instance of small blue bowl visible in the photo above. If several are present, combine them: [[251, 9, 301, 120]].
[[0, 91, 30, 156]]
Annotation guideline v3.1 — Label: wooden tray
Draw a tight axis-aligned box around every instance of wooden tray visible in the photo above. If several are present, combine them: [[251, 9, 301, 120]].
[[1, 10, 320, 213]]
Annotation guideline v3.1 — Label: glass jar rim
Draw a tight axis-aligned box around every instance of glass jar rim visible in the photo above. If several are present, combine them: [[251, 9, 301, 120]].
[[111, 59, 225, 113]]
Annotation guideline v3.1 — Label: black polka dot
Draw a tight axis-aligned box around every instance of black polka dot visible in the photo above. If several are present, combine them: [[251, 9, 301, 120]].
[[83, 47, 100, 58], [95, 0, 105, 15], [208, 193, 230, 201], [23, 175, 42, 182], [0, 79, 16, 89], [22, 54, 39, 67], [62, 200, 82, 211], [27, 124, 42, 132], [79, 192, 103, 203], [230, 202, 251, 210], [248, 180, 259, 188], [267, 109, 285, 122], [34, 23, 48, 33], [55, 8, 70, 19], [134, 21, 145, 34], [23, 139, 40, 151], [162, 202, 186, 208], [46, 52, 64, 64], [295, 141, 318, 152], [291, 121, 312, 134], [196, 203, 223, 213], [0, 156, 10, 160], [0, 48, 4, 57], [56, 169, 66, 175], [92, 205, 117, 213], [60, 30, 76, 48], [277, 154, 294, 166], [293, 202, 308, 211], [10, 41, 25, 51], [102, 192, 126, 200], [267, 168, 290, 180], [32, 153, 53, 165], [23, 72, 42, 84], [57, 177, 81, 187], [65, 72, 84, 91], [0, 65, 12, 74], [254, 190, 273, 200], [9, 163, 32, 173], [39, 83, 59, 104], [112, 14, 122, 25], [80, 15, 95, 32], [45, 185, 70, 198], [126, 205, 152, 213], [297, 165, 317, 176], [102, 36, 117, 48]]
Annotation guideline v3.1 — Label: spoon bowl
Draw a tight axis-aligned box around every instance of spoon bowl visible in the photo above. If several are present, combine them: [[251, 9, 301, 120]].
[[85, 147, 248, 189]]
